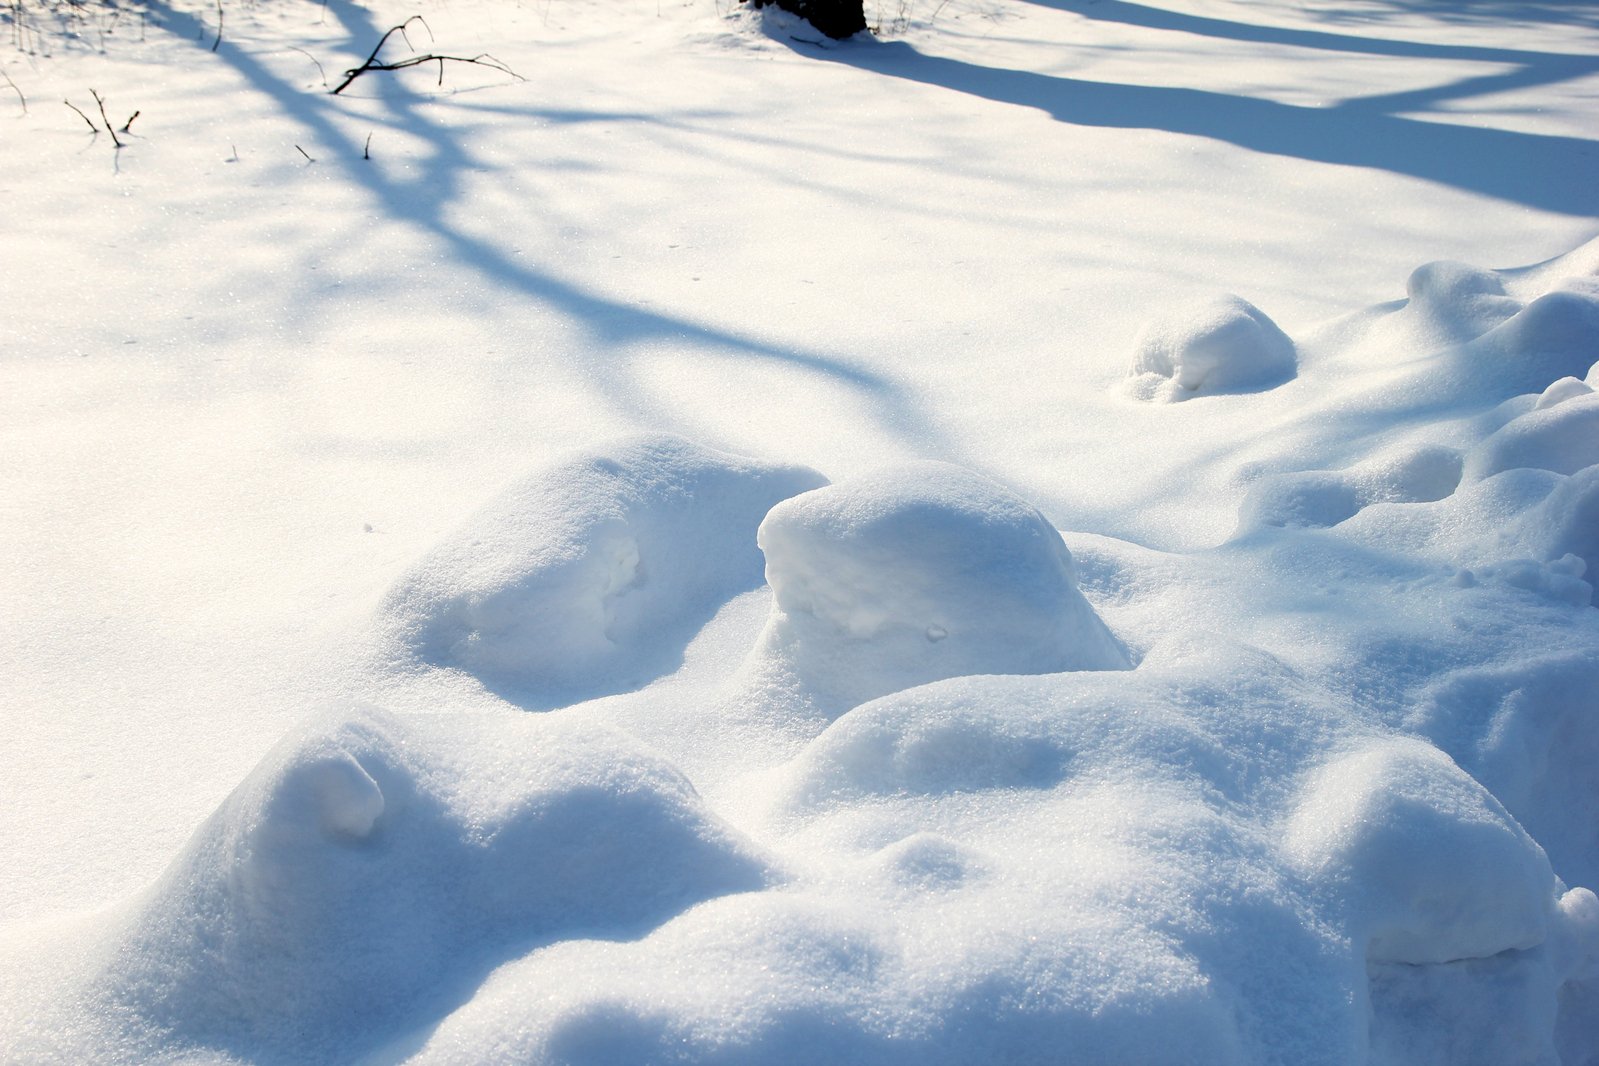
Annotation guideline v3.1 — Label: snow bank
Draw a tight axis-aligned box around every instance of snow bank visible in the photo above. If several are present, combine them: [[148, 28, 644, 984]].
[[745, 462, 1130, 716], [10, 2, 1599, 1059], [74, 708, 769, 1062], [383, 435, 825, 705], [1126, 295, 1296, 401], [393, 650, 1596, 1066], [13, 244, 1599, 1066], [404, 661, 1319, 1065]]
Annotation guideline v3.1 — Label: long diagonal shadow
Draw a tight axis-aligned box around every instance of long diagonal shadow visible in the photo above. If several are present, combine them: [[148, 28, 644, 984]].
[[1030, 0, 1590, 63], [1034, 0, 1599, 117], [805, 37, 1599, 218], [140, 0, 956, 453]]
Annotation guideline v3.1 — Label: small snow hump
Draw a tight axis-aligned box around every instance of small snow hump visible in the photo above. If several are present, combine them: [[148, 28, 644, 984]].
[[751, 463, 1130, 715], [1283, 738, 1556, 967], [383, 434, 825, 707], [1408, 260, 1502, 298], [1127, 294, 1296, 401], [1465, 392, 1599, 481], [1485, 289, 1599, 369]]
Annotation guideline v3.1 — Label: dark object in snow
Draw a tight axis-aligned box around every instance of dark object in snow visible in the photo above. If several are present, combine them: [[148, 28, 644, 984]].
[[331, 16, 523, 95], [749, 0, 866, 40]]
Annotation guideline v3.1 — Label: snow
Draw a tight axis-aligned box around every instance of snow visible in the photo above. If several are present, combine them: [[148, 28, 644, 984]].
[[1127, 294, 1297, 400], [751, 462, 1130, 715], [381, 434, 825, 705], [4, 0, 1599, 1062], [1282, 737, 1556, 966]]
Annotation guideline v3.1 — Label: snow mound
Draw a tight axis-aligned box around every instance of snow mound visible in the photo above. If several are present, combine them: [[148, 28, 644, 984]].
[[1410, 651, 1599, 890], [763, 683, 1075, 810], [1517, 465, 1599, 585], [1235, 444, 1462, 534], [1404, 260, 1522, 340], [1488, 289, 1599, 368], [1127, 294, 1296, 400], [1466, 392, 1599, 480], [1283, 738, 1555, 966], [410, 874, 1252, 1066], [869, 832, 988, 892], [89, 708, 770, 1062], [384, 435, 825, 706], [746, 463, 1130, 715], [1535, 376, 1595, 410], [1441, 287, 1599, 404]]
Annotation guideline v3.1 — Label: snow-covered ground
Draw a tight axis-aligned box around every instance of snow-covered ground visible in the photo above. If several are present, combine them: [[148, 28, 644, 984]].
[[3, 0, 1599, 1061]]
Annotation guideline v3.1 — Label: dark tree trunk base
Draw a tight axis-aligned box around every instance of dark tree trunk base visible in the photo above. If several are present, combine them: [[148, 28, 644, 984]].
[[749, 0, 867, 40]]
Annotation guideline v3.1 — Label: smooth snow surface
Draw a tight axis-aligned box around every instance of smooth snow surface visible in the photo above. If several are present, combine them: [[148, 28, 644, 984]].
[[4, 0, 1599, 1063]]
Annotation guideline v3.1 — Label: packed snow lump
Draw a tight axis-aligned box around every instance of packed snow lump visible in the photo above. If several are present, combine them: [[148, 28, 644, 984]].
[[1126, 294, 1297, 401]]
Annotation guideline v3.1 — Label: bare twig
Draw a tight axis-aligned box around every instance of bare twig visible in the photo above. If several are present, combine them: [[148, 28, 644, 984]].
[[287, 45, 329, 89], [295, 143, 313, 162], [90, 87, 122, 147], [120, 109, 139, 133], [330, 16, 522, 94], [337, 15, 426, 86], [1, 68, 25, 114], [363, 131, 372, 159], [211, 0, 221, 52], [64, 98, 98, 133], [332, 49, 520, 93]]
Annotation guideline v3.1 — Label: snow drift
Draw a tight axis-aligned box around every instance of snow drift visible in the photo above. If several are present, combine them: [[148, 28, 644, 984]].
[[22, 709, 770, 1064], [6, 1, 1599, 1063]]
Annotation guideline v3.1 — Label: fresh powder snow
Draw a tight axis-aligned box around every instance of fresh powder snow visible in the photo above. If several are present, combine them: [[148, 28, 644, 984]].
[[3, 0, 1599, 1063]]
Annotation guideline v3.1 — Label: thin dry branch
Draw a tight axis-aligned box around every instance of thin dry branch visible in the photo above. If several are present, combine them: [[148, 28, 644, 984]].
[[90, 87, 122, 147], [64, 97, 98, 133], [330, 16, 522, 94], [1, 68, 25, 114], [287, 45, 329, 89]]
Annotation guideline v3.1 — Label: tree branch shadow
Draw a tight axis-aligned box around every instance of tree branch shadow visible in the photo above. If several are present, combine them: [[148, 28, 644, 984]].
[[138, 0, 959, 456], [801, 5, 1599, 216]]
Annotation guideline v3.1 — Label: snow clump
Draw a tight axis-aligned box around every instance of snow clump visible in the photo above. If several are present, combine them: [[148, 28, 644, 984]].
[[1403, 259, 1523, 342], [747, 462, 1130, 716], [1127, 294, 1296, 400], [1235, 444, 1463, 534]]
